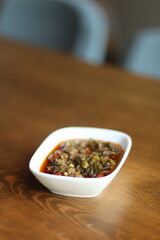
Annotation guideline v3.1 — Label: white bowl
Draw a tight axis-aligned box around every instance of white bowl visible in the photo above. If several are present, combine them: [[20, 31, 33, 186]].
[[29, 127, 132, 197]]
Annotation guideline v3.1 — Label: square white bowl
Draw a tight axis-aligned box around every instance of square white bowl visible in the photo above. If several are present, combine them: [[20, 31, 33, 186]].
[[29, 127, 132, 197]]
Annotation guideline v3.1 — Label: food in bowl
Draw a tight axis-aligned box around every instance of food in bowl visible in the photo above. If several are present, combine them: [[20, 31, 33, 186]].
[[40, 139, 124, 178], [29, 127, 132, 197]]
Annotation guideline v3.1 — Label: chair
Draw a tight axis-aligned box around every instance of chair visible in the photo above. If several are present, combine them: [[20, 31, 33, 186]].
[[0, 0, 109, 64], [123, 28, 160, 80]]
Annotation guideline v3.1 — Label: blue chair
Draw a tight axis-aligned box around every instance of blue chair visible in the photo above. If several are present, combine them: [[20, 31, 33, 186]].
[[123, 28, 160, 80], [0, 0, 109, 64]]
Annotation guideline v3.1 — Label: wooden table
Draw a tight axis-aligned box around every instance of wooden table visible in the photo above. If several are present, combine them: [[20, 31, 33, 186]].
[[0, 39, 159, 240]]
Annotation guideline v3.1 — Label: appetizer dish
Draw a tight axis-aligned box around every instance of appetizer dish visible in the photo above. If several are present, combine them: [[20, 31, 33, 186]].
[[40, 139, 124, 178], [29, 127, 132, 197]]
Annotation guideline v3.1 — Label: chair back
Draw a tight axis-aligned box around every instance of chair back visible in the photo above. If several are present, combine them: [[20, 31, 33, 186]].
[[0, 0, 79, 52], [123, 28, 160, 80], [0, 0, 109, 64]]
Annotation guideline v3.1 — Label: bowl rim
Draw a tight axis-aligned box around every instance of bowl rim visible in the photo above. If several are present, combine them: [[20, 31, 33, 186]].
[[29, 126, 132, 182]]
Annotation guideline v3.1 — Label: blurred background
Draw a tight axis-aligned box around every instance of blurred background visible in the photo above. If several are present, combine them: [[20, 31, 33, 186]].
[[0, 0, 160, 80]]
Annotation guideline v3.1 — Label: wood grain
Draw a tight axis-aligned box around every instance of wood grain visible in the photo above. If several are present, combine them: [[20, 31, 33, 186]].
[[0, 38, 160, 240]]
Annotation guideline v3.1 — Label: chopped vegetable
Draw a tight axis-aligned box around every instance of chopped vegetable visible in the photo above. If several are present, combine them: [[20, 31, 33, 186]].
[[40, 139, 124, 178]]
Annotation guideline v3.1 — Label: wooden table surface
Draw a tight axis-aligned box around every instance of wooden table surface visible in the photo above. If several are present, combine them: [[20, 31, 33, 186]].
[[0, 39, 160, 240]]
